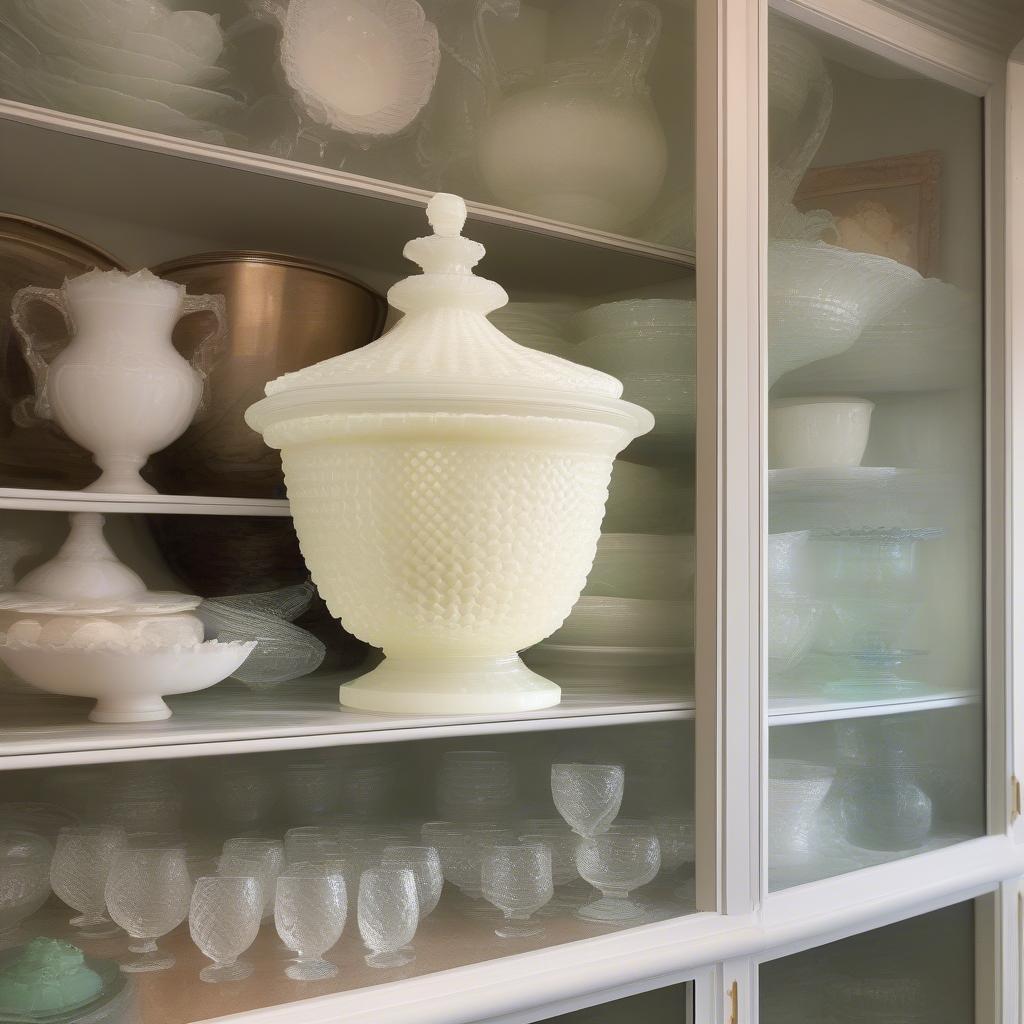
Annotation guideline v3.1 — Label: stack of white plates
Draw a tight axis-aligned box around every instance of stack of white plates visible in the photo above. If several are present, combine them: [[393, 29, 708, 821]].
[[540, 595, 693, 650], [584, 533, 693, 600], [572, 298, 697, 443], [489, 300, 583, 361], [0, 0, 241, 144], [604, 458, 694, 534]]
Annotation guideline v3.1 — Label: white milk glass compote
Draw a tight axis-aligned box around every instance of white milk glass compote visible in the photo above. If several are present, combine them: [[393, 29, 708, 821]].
[[189, 875, 263, 983], [575, 832, 661, 925], [551, 764, 625, 838], [274, 866, 347, 981], [50, 825, 126, 937], [105, 847, 192, 972], [481, 843, 553, 938], [358, 866, 419, 968]]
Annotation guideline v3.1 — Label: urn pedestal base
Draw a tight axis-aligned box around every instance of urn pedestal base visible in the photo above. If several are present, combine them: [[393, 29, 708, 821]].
[[338, 653, 561, 714]]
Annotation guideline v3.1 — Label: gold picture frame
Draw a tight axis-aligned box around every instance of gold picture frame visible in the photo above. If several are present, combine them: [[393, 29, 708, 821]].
[[795, 150, 942, 276]]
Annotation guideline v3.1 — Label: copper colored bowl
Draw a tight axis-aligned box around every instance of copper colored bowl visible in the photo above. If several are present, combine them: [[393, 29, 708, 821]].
[[146, 251, 385, 498]]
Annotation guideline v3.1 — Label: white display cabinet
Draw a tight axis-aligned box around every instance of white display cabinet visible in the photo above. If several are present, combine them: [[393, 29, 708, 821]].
[[0, 0, 1022, 1022]]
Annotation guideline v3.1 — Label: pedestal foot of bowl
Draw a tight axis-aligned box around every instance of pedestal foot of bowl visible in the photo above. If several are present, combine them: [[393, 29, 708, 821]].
[[338, 653, 561, 713]]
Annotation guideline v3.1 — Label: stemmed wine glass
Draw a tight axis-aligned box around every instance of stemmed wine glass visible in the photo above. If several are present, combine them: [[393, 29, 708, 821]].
[[358, 866, 419, 968], [551, 764, 625, 838], [574, 832, 660, 924], [274, 866, 347, 980], [105, 847, 192, 972], [189, 875, 263, 983], [481, 843, 553, 938], [50, 825, 125, 937]]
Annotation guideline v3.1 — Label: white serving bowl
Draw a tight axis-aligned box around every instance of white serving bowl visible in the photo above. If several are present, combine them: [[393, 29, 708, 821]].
[[584, 534, 693, 600], [543, 596, 693, 649], [774, 279, 978, 394], [768, 242, 920, 386], [0, 639, 255, 722], [768, 397, 874, 469]]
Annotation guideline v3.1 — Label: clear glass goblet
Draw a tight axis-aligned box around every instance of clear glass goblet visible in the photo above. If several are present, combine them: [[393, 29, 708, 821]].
[[105, 847, 191, 972], [50, 825, 125, 936], [551, 764, 625, 838], [380, 846, 443, 919], [482, 843, 553, 938], [274, 867, 346, 980], [222, 838, 284, 918], [0, 852, 50, 949], [358, 866, 418, 968], [575, 832, 660, 924], [189, 875, 263, 983]]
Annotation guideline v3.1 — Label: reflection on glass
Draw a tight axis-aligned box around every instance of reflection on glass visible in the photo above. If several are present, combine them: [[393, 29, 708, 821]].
[[0, 0, 696, 244], [760, 901, 974, 1023], [765, 11, 984, 890]]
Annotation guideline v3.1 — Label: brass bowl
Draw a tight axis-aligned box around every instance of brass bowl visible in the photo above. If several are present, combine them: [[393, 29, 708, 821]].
[[147, 251, 385, 498]]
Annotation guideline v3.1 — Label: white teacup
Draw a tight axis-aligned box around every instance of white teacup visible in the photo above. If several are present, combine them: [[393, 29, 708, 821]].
[[768, 397, 874, 470]]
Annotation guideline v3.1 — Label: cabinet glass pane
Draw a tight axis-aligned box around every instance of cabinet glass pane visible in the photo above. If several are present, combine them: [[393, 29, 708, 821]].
[[765, 12, 985, 888], [541, 982, 692, 1023], [760, 900, 975, 1023], [0, 0, 695, 248], [0, 721, 694, 1021]]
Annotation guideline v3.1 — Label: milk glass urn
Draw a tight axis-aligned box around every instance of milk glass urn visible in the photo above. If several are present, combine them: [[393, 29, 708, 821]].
[[245, 194, 653, 713]]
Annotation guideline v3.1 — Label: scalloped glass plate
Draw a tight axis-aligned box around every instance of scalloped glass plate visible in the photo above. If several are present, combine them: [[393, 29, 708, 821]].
[[280, 0, 439, 137]]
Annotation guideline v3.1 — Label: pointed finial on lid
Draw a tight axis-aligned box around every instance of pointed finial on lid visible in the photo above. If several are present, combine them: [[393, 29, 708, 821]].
[[427, 193, 467, 237]]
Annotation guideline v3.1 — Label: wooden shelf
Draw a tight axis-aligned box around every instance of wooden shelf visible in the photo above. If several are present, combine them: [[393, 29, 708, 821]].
[[0, 102, 693, 299], [0, 487, 290, 516], [0, 678, 694, 768], [767, 689, 980, 725]]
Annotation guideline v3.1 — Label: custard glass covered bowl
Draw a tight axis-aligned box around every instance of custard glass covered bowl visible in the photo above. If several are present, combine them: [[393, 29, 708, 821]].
[[246, 194, 653, 714]]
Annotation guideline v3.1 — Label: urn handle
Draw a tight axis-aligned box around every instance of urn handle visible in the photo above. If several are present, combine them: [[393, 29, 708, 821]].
[[180, 292, 228, 419], [9, 284, 73, 426]]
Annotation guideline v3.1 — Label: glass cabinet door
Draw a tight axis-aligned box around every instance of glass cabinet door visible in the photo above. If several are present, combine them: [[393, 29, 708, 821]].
[[765, 11, 986, 889], [760, 901, 975, 1022], [0, 0, 695, 249]]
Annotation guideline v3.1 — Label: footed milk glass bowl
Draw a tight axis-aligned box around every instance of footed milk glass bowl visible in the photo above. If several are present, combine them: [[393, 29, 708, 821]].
[[246, 195, 652, 714]]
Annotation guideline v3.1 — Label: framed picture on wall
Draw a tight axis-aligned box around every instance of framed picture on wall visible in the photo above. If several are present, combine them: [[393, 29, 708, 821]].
[[795, 150, 942, 276]]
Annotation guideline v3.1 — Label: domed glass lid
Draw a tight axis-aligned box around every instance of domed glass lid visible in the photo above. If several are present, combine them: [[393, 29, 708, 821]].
[[247, 194, 654, 437]]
